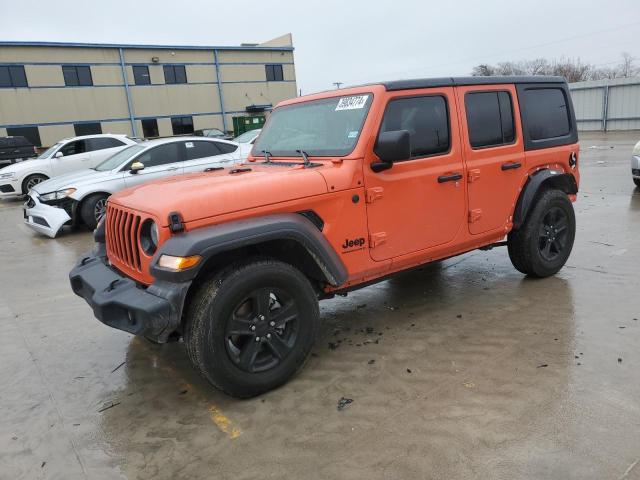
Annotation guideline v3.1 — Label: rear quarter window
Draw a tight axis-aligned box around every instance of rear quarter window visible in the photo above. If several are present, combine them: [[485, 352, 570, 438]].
[[522, 88, 571, 140]]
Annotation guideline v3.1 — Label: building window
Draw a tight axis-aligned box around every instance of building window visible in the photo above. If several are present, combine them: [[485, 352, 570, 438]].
[[63, 65, 93, 86], [163, 65, 187, 84], [133, 65, 151, 85], [465, 91, 515, 148], [265, 64, 284, 82], [141, 119, 159, 138], [6, 126, 41, 147], [74, 122, 102, 136], [171, 116, 194, 135], [0, 65, 28, 88]]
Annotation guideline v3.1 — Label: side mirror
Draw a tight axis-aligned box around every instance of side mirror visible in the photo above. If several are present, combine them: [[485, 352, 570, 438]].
[[54, 151, 64, 158], [372, 130, 411, 172], [130, 161, 145, 173]]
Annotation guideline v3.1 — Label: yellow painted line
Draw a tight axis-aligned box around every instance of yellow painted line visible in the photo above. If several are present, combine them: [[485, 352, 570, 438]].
[[209, 405, 242, 439]]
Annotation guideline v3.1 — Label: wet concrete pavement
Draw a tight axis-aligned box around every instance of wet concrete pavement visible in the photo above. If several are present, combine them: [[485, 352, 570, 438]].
[[1, 132, 639, 479]]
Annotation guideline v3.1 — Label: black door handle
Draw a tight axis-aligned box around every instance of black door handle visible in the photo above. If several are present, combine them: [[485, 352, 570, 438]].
[[501, 162, 522, 171], [438, 173, 462, 183]]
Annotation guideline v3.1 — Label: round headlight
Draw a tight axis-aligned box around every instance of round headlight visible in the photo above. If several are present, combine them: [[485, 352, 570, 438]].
[[140, 219, 158, 255]]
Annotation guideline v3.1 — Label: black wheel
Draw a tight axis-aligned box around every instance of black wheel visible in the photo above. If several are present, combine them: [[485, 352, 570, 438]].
[[634, 178, 640, 188], [507, 189, 576, 278], [21, 174, 48, 194], [80, 194, 109, 229], [184, 258, 320, 398]]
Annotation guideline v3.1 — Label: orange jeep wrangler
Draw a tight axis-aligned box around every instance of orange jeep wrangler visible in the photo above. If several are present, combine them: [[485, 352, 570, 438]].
[[70, 76, 579, 397]]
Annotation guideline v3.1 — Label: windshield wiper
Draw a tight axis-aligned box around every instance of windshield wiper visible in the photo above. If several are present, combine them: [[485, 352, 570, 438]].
[[262, 150, 272, 164], [296, 149, 311, 168]]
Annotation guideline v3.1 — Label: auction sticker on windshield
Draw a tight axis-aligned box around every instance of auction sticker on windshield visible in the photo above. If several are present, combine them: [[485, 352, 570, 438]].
[[335, 95, 369, 111]]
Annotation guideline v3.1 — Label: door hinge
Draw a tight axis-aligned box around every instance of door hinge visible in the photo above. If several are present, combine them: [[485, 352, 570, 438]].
[[468, 209, 482, 223], [369, 232, 387, 248], [365, 187, 384, 204], [468, 169, 481, 183]]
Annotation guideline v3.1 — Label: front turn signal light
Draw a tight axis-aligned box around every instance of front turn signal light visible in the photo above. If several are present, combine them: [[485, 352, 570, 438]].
[[157, 254, 201, 271]]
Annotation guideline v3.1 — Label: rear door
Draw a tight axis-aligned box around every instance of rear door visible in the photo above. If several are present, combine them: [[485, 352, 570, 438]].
[[182, 140, 237, 173], [51, 139, 92, 175], [363, 88, 467, 261], [456, 84, 526, 234], [123, 142, 185, 187]]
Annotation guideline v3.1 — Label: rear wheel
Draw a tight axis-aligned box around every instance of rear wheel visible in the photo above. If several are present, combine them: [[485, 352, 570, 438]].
[[21, 174, 48, 194], [184, 258, 320, 398], [80, 194, 109, 229], [508, 189, 576, 278]]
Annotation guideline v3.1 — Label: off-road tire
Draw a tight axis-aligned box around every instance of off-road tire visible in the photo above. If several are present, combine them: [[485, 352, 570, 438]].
[[634, 178, 640, 188], [507, 189, 576, 278], [21, 174, 48, 194], [183, 258, 320, 398], [80, 194, 109, 229]]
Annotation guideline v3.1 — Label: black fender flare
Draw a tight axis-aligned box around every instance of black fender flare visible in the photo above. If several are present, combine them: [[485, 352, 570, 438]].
[[150, 213, 348, 286], [512, 169, 578, 229]]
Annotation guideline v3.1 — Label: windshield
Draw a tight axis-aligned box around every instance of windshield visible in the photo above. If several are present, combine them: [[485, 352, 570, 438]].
[[234, 129, 261, 143], [253, 94, 372, 157], [94, 145, 146, 171], [38, 143, 63, 159]]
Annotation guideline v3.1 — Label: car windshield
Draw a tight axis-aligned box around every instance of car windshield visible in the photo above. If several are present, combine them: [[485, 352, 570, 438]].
[[253, 94, 372, 157], [94, 145, 146, 171], [205, 129, 224, 136], [38, 143, 63, 159], [234, 129, 260, 143]]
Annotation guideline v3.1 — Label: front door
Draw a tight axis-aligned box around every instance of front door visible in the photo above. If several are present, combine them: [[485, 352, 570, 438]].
[[52, 139, 93, 175], [363, 88, 467, 261], [456, 84, 526, 234], [123, 142, 185, 187]]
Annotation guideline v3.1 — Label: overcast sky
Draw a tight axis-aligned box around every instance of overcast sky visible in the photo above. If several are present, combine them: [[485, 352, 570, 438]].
[[2, 0, 639, 94]]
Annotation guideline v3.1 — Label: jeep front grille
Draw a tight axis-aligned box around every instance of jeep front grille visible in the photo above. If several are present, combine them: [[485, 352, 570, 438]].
[[106, 204, 142, 272]]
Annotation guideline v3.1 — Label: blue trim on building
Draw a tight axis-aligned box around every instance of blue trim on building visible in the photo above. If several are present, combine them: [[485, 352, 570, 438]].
[[0, 40, 293, 52]]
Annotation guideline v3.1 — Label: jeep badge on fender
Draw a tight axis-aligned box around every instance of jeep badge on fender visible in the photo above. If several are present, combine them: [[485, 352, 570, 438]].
[[70, 75, 579, 398]]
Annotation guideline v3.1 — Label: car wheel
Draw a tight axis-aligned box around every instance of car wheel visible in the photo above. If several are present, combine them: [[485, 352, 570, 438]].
[[21, 174, 48, 194], [80, 194, 109, 229], [507, 189, 576, 278], [184, 258, 320, 398], [634, 178, 640, 188]]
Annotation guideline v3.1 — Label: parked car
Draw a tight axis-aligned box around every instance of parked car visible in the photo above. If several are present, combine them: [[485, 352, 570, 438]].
[[0, 136, 38, 168], [194, 128, 233, 140], [25, 137, 242, 237], [0, 134, 136, 198], [70, 76, 580, 398], [632, 139, 640, 187], [234, 129, 261, 158]]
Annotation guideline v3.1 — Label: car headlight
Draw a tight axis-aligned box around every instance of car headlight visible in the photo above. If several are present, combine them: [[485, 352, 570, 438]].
[[0, 171, 16, 180], [140, 219, 159, 255], [633, 141, 640, 156], [39, 188, 77, 202]]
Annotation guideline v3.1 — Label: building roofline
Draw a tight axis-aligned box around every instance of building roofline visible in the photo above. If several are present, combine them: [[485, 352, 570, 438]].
[[0, 40, 294, 52]]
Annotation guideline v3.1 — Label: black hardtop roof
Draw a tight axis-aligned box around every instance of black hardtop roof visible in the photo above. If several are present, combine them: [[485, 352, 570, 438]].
[[381, 76, 567, 91]]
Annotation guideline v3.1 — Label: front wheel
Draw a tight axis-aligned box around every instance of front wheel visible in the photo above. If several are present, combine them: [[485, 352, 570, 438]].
[[508, 189, 576, 278], [21, 174, 48, 194], [634, 178, 640, 188], [184, 259, 320, 398], [80, 194, 109, 229]]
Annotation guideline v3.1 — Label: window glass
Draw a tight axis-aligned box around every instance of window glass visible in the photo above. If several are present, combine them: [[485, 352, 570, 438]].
[[164, 65, 187, 84], [522, 88, 570, 140], [171, 116, 194, 135], [137, 142, 183, 168], [0, 65, 28, 87], [74, 123, 102, 136], [141, 119, 159, 138], [185, 141, 222, 160], [63, 65, 92, 86], [265, 64, 284, 81], [465, 91, 515, 148], [95, 145, 146, 171], [133, 65, 150, 85], [6, 127, 40, 146], [379, 95, 450, 159], [88, 137, 125, 151], [60, 140, 87, 156], [215, 142, 238, 154]]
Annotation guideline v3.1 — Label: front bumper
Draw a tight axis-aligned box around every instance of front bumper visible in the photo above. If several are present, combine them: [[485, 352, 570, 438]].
[[69, 244, 191, 343], [632, 155, 640, 178], [0, 178, 22, 197], [23, 193, 71, 238]]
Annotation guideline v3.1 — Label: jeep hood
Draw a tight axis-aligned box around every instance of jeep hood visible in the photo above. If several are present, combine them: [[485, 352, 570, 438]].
[[111, 164, 329, 225]]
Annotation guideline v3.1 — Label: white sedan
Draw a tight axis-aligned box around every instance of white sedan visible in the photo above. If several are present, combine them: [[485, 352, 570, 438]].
[[0, 134, 136, 198], [24, 136, 242, 238]]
